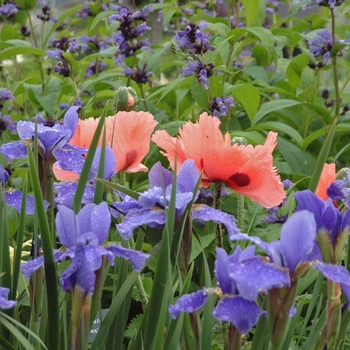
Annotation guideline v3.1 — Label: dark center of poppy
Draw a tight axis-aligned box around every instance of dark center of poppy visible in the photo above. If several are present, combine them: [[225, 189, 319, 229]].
[[229, 172, 250, 187], [123, 149, 137, 170]]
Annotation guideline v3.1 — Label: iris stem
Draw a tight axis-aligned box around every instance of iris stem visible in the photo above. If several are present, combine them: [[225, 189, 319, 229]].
[[325, 281, 341, 350], [223, 323, 241, 350], [40, 161, 55, 248], [71, 291, 91, 350], [268, 282, 298, 350]]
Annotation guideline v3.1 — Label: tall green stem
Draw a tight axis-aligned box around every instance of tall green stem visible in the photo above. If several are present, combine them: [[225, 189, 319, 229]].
[[27, 11, 46, 93], [330, 8, 341, 117]]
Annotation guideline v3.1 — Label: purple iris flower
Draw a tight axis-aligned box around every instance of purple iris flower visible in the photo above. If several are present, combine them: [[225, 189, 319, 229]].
[[113, 160, 240, 240], [21, 202, 150, 295], [230, 210, 350, 307], [169, 245, 290, 334], [294, 190, 350, 263], [54, 145, 116, 208], [327, 170, 350, 204], [0, 165, 49, 214], [0, 106, 79, 162], [0, 287, 16, 309]]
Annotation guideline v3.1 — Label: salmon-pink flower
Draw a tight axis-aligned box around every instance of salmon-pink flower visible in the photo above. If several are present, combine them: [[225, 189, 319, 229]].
[[54, 111, 157, 180], [105, 111, 157, 173], [152, 112, 285, 208], [315, 163, 336, 201]]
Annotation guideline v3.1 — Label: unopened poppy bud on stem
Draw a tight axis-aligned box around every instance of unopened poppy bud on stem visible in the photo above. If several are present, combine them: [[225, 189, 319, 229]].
[[231, 136, 248, 146], [113, 86, 137, 112]]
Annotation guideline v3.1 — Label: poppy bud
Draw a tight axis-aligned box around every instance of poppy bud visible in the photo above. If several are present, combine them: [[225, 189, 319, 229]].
[[231, 136, 248, 146], [113, 87, 138, 112], [336, 167, 349, 180]]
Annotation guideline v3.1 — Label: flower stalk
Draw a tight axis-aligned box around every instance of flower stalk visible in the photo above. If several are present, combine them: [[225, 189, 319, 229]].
[[71, 289, 91, 350]]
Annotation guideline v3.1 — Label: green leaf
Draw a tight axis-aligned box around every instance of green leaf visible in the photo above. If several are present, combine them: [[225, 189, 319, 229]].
[[248, 27, 275, 54], [277, 137, 316, 176], [252, 44, 270, 67], [199, 252, 215, 350], [79, 72, 123, 92], [228, 27, 274, 54], [0, 25, 21, 41], [96, 179, 140, 200], [286, 53, 309, 88], [0, 46, 46, 60], [208, 75, 224, 99], [242, 0, 259, 26], [252, 121, 304, 146], [16, 0, 37, 10], [308, 118, 337, 192], [27, 146, 59, 350], [232, 84, 260, 121], [253, 99, 302, 125], [24, 76, 62, 117], [191, 76, 209, 110], [89, 10, 116, 31], [331, 43, 349, 56]]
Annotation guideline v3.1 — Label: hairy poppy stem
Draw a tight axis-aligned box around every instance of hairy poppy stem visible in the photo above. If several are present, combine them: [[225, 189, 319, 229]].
[[214, 181, 223, 248], [237, 194, 245, 231]]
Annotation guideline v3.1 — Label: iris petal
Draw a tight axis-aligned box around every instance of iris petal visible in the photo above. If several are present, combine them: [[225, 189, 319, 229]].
[[106, 245, 150, 271], [280, 210, 317, 274], [192, 204, 240, 238], [169, 289, 208, 319], [117, 207, 166, 240], [229, 258, 290, 301], [213, 296, 266, 334], [0, 287, 17, 309]]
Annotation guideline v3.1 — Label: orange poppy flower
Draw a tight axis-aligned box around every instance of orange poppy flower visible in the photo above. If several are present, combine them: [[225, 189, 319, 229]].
[[105, 111, 158, 173], [315, 163, 336, 201], [54, 111, 157, 180], [152, 112, 285, 208]]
